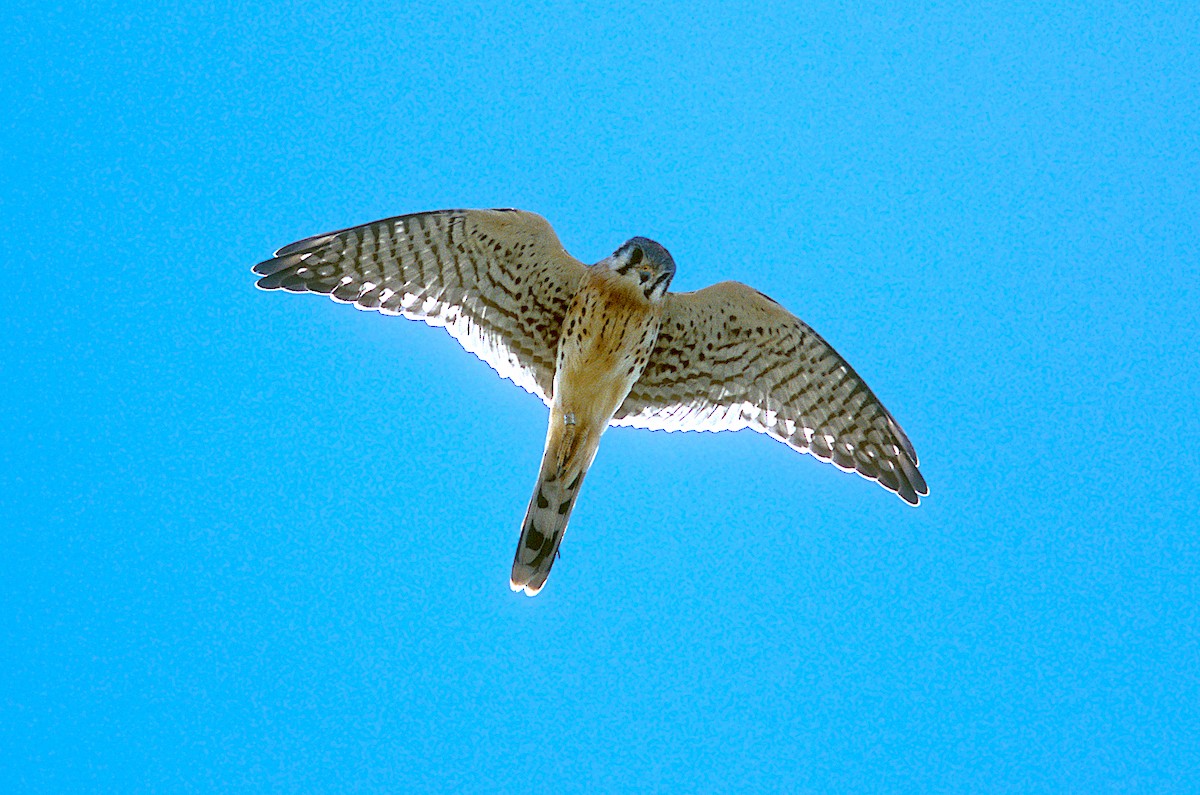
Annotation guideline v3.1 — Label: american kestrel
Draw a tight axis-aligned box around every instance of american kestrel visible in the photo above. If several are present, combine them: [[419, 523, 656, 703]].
[[253, 209, 927, 595]]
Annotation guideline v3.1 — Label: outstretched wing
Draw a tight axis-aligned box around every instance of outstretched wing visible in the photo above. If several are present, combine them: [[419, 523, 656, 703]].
[[612, 282, 928, 504], [253, 209, 590, 404]]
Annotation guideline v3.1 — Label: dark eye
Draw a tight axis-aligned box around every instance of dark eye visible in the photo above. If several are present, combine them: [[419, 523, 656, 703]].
[[628, 247, 644, 266]]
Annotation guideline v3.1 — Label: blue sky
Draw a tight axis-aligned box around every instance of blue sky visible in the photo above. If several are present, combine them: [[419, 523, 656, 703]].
[[3, 1, 1198, 791]]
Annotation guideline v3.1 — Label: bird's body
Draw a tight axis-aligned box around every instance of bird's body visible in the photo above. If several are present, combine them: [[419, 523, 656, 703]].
[[253, 208, 927, 596], [512, 247, 671, 594]]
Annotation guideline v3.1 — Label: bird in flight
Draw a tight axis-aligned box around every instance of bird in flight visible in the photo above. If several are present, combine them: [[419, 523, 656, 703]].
[[253, 209, 927, 595]]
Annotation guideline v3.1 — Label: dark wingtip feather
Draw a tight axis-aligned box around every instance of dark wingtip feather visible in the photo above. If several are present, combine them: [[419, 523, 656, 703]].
[[885, 415, 920, 466], [896, 478, 920, 506], [875, 458, 901, 494], [252, 257, 285, 278], [894, 450, 928, 505], [273, 232, 339, 258], [253, 266, 292, 290], [910, 465, 929, 498], [253, 230, 343, 286]]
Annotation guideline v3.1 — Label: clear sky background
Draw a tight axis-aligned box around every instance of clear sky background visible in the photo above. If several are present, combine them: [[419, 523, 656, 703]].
[[3, 1, 1198, 791]]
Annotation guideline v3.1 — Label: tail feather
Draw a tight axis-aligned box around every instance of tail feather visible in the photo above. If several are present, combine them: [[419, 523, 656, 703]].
[[510, 465, 587, 596]]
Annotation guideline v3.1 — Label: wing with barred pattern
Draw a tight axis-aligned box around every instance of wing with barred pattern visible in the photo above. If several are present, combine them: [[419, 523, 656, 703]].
[[612, 282, 928, 504], [252, 209, 589, 404]]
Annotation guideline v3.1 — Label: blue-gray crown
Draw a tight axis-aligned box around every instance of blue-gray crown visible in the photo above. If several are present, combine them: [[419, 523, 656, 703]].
[[622, 237, 676, 278], [611, 236, 676, 298]]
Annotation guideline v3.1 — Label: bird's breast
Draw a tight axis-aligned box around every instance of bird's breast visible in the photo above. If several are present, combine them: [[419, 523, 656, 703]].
[[552, 277, 662, 420]]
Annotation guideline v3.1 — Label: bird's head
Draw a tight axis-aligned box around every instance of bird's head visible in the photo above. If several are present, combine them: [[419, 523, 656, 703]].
[[603, 237, 676, 300]]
